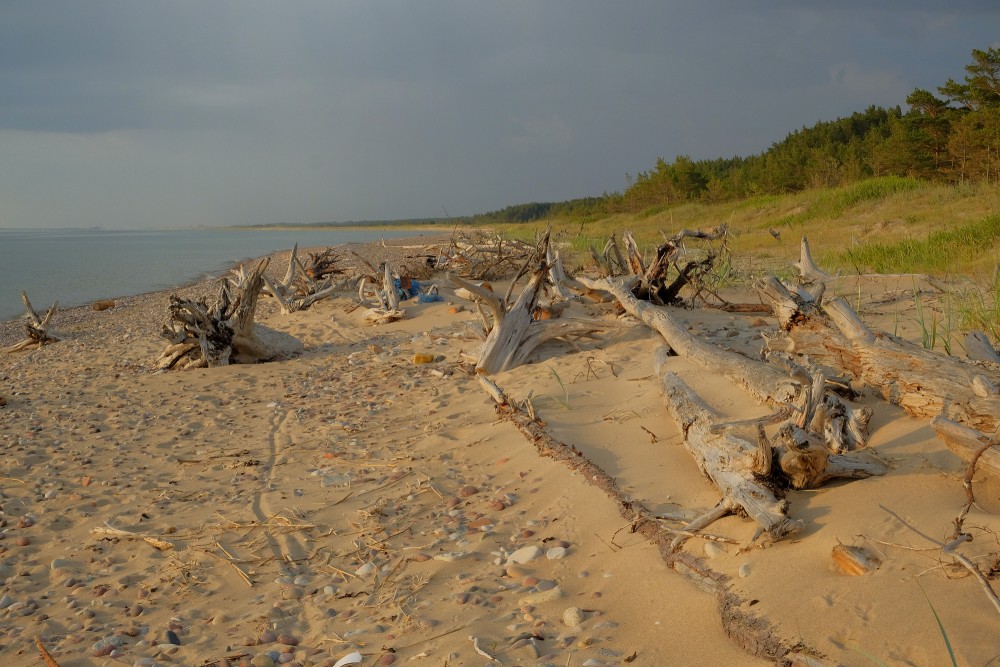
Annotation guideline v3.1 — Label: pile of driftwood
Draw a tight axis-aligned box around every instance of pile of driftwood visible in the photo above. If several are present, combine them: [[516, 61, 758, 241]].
[[443, 231, 538, 281], [451, 230, 619, 375], [1, 291, 60, 354], [590, 225, 729, 306], [262, 244, 348, 314]]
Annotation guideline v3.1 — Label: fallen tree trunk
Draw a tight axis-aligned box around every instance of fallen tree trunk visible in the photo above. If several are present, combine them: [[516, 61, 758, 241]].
[[932, 415, 1000, 478], [1, 291, 60, 354], [759, 240, 1000, 435], [655, 350, 804, 542], [578, 275, 873, 453], [654, 347, 884, 543]]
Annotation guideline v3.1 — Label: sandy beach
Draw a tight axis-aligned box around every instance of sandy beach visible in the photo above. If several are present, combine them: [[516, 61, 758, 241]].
[[1, 236, 999, 667]]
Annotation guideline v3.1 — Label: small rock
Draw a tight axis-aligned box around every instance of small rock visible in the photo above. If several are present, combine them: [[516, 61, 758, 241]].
[[519, 587, 563, 606], [377, 654, 397, 665], [506, 546, 543, 564], [704, 542, 727, 558], [91, 634, 128, 657], [251, 654, 275, 667], [355, 562, 377, 577], [739, 563, 752, 578], [459, 485, 478, 497], [563, 606, 586, 627], [546, 546, 568, 560]]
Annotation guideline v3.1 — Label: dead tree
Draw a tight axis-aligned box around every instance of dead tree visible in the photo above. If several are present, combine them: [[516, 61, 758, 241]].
[[1, 291, 60, 354], [158, 258, 301, 369], [760, 238, 1000, 436]]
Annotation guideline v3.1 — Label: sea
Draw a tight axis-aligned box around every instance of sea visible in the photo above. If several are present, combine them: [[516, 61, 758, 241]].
[[0, 227, 428, 323]]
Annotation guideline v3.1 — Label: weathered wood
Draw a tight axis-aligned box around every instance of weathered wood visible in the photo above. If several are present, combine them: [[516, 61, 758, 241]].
[[760, 239, 1000, 434], [653, 348, 804, 542], [582, 275, 872, 453], [158, 258, 301, 369], [451, 234, 616, 374], [931, 415, 1000, 477], [2, 291, 60, 354], [966, 330, 1000, 364], [582, 275, 800, 405], [264, 244, 347, 314]]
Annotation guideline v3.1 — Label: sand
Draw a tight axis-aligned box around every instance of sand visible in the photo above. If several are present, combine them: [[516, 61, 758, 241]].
[[1, 238, 999, 666]]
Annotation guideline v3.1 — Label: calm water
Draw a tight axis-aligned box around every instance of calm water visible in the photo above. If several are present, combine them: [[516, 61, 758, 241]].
[[0, 227, 423, 322]]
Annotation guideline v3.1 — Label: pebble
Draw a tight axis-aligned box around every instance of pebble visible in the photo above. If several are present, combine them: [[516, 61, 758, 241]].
[[739, 563, 752, 578], [355, 562, 377, 577], [377, 654, 397, 665], [506, 545, 542, 564], [433, 551, 467, 562], [563, 606, 586, 627], [704, 542, 727, 559], [91, 634, 128, 656], [251, 655, 275, 667], [546, 546, 568, 560], [459, 485, 479, 497]]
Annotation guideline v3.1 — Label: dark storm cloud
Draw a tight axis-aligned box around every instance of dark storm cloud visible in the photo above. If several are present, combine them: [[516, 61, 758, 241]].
[[1, 1, 998, 227]]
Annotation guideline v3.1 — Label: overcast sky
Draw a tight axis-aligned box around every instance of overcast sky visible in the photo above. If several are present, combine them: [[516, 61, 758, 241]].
[[2, 2, 998, 229]]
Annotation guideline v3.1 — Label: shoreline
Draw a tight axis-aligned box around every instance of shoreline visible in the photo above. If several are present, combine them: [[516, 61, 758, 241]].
[[0, 233, 453, 345]]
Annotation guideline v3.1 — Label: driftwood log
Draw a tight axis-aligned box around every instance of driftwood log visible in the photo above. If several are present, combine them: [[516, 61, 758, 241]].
[[655, 349, 883, 543], [2, 291, 60, 354], [158, 258, 301, 369], [579, 275, 873, 454], [760, 238, 1000, 436]]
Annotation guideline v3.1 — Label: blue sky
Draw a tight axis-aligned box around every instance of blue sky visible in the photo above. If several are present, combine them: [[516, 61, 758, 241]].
[[2, 1, 998, 228]]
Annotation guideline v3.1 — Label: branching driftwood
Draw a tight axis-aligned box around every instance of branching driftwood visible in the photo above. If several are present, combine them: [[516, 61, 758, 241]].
[[579, 275, 873, 454], [574, 274, 882, 540], [357, 261, 407, 324], [158, 258, 301, 369], [263, 244, 347, 314], [2, 291, 60, 354], [452, 233, 616, 375], [760, 237, 1000, 438]]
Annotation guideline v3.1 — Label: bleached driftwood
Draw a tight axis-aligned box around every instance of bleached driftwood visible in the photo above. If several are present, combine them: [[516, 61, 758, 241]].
[[655, 349, 803, 542], [760, 240, 1000, 435], [931, 415, 1000, 477], [263, 244, 347, 314], [654, 347, 884, 543], [158, 258, 301, 369], [357, 261, 407, 324], [579, 275, 873, 453], [453, 233, 617, 375], [1, 291, 60, 354], [965, 330, 1000, 364]]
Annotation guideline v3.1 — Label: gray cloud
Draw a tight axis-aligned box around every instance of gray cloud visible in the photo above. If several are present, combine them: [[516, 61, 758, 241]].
[[1, 1, 998, 227]]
